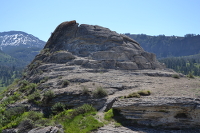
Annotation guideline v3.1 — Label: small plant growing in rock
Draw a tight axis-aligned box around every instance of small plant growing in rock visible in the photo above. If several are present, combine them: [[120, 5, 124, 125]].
[[92, 86, 108, 98], [62, 80, 70, 87], [125, 92, 140, 98], [188, 72, 194, 78], [172, 74, 180, 79], [43, 90, 55, 103], [58, 76, 62, 79], [82, 86, 90, 95], [104, 109, 114, 121], [51, 102, 66, 114], [27, 90, 41, 103], [137, 90, 151, 96], [40, 77, 49, 83]]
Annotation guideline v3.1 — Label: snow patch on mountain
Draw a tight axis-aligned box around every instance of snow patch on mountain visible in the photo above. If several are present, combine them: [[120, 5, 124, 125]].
[[0, 31, 45, 49]]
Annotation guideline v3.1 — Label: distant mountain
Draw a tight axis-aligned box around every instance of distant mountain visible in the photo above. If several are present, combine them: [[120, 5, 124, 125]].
[[125, 33, 200, 58], [0, 31, 45, 66], [0, 31, 45, 49]]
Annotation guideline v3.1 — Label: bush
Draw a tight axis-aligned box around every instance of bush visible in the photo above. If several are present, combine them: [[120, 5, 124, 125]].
[[26, 111, 43, 121], [51, 102, 66, 114], [19, 81, 37, 95], [82, 86, 90, 95], [126, 92, 140, 98], [43, 90, 55, 103], [137, 90, 151, 96], [62, 80, 70, 87], [172, 74, 180, 79], [104, 109, 114, 121], [92, 86, 108, 98], [188, 72, 194, 78], [27, 91, 41, 103]]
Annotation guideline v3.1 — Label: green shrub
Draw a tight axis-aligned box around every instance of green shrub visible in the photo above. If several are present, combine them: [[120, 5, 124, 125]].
[[92, 86, 108, 98], [126, 92, 140, 98], [62, 80, 70, 87], [104, 109, 114, 121], [43, 90, 55, 103], [0, 106, 27, 128], [82, 86, 90, 95], [26, 111, 43, 121], [19, 81, 37, 95], [172, 74, 180, 79], [188, 72, 194, 78], [27, 91, 41, 103], [19, 80, 29, 89], [137, 90, 151, 96], [51, 102, 66, 114], [29, 60, 42, 70]]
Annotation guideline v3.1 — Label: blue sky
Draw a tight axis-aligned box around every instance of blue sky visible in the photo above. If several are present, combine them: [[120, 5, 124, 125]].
[[1, 0, 200, 41]]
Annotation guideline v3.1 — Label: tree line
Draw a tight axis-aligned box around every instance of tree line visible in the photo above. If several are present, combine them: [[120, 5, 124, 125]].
[[159, 57, 200, 76], [0, 65, 22, 87]]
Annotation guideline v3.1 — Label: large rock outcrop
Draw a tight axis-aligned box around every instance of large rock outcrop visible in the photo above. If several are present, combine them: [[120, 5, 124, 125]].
[[32, 20, 164, 70], [23, 20, 166, 110]]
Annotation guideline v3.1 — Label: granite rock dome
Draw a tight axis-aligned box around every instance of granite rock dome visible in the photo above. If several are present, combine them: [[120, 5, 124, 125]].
[[33, 20, 164, 70]]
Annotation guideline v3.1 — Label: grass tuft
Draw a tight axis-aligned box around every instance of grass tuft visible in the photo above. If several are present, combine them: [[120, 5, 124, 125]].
[[92, 86, 108, 98]]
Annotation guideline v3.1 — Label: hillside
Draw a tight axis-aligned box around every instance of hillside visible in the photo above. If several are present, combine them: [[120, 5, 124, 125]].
[[125, 33, 200, 58], [0, 21, 200, 133]]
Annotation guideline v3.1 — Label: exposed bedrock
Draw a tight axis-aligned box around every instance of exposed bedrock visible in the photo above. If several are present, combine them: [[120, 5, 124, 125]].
[[112, 97, 200, 129]]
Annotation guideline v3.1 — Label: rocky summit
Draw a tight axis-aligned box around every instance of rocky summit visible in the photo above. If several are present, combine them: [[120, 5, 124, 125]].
[[32, 20, 163, 70], [2, 21, 200, 133]]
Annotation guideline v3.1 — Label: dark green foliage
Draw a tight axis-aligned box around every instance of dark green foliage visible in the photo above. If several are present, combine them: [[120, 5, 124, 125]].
[[19, 81, 37, 95], [27, 90, 41, 103], [159, 56, 200, 76], [43, 90, 55, 103], [26, 111, 43, 121], [0, 106, 27, 127], [92, 86, 108, 98], [0, 65, 22, 87], [51, 102, 66, 114], [72, 104, 96, 117]]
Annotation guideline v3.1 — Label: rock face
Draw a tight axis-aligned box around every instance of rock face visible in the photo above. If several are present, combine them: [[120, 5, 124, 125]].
[[32, 20, 163, 70], [113, 97, 200, 129], [23, 20, 166, 110]]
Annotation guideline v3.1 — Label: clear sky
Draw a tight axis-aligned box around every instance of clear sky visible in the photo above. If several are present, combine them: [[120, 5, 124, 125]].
[[1, 0, 200, 41]]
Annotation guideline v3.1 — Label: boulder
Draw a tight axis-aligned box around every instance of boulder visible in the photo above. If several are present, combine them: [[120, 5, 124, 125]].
[[28, 126, 63, 133]]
